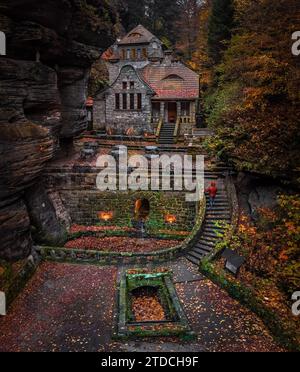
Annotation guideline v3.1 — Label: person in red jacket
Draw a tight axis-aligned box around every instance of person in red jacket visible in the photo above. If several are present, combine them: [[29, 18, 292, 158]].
[[206, 181, 218, 209]]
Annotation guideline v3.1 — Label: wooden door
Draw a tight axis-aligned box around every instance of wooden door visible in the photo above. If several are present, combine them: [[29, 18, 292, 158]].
[[168, 102, 177, 123]]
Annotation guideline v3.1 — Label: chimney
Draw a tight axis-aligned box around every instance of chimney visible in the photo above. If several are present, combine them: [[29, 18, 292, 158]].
[[162, 50, 173, 66]]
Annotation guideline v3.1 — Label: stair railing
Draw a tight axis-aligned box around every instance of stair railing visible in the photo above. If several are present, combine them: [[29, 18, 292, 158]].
[[156, 117, 163, 142], [173, 117, 180, 143]]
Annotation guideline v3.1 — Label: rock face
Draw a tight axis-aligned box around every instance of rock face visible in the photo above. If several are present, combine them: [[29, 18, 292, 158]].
[[0, 1, 116, 260], [235, 172, 285, 219]]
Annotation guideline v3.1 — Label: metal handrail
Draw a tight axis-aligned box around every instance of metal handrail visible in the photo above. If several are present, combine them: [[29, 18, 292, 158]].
[[173, 117, 180, 143], [156, 117, 163, 139]]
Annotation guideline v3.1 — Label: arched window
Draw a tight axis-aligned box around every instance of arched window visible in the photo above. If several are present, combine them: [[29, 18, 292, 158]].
[[162, 74, 184, 81]]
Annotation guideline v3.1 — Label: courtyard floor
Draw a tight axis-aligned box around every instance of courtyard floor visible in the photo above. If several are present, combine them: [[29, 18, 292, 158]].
[[64, 236, 182, 253], [0, 259, 284, 352]]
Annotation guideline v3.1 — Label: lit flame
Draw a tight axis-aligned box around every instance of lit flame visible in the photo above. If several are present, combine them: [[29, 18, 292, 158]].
[[98, 211, 114, 222], [165, 214, 177, 224]]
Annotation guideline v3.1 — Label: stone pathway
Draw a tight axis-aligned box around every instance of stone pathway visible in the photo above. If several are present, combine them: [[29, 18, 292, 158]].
[[0, 261, 284, 352]]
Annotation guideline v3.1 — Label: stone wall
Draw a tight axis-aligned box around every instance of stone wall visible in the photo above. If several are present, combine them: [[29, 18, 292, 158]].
[[59, 190, 196, 232], [94, 65, 154, 135], [44, 166, 197, 232]]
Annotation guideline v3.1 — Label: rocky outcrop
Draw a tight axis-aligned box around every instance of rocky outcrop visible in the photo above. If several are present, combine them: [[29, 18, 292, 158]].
[[0, 1, 116, 260], [25, 184, 67, 246], [234, 172, 285, 219]]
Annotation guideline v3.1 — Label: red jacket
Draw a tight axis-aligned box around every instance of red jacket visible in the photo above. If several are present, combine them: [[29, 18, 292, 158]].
[[206, 186, 218, 198]]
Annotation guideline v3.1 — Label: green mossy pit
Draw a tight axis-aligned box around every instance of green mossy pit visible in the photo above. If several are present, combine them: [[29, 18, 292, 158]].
[[116, 270, 195, 340]]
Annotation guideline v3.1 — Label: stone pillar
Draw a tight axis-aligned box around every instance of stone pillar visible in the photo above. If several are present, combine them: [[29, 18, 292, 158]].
[[177, 102, 181, 120], [191, 101, 196, 123], [160, 102, 165, 120]]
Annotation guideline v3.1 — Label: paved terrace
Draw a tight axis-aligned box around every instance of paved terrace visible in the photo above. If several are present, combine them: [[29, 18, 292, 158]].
[[0, 260, 283, 352]]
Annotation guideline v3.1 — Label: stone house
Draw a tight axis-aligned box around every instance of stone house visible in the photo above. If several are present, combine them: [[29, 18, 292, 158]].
[[93, 25, 200, 136]]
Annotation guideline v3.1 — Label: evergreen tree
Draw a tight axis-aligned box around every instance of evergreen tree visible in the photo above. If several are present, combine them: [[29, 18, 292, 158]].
[[121, 0, 181, 46], [208, 0, 234, 64], [121, 0, 147, 32]]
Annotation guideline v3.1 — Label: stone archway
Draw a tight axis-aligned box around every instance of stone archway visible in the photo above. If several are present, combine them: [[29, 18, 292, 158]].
[[134, 198, 150, 221]]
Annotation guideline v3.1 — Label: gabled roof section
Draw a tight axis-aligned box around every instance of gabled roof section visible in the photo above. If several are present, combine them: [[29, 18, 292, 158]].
[[102, 46, 119, 61], [141, 63, 199, 100], [118, 25, 157, 46]]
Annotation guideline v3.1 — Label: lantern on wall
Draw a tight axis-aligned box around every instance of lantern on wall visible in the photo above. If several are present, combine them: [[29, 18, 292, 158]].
[[164, 214, 177, 225], [98, 211, 114, 222]]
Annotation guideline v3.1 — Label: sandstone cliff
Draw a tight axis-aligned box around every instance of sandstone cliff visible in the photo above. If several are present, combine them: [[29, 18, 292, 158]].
[[0, 0, 116, 260]]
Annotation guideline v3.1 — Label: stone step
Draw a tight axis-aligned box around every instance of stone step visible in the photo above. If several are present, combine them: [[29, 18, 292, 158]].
[[202, 230, 225, 238], [186, 254, 200, 266], [187, 250, 205, 261], [191, 245, 211, 256], [205, 223, 228, 229], [197, 238, 215, 247], [207, 206, 230, 211], [201, 235, 220, 243], [206, 211, 231, 216], [195, 242, 215, 252], [206, 217, 231, 222]]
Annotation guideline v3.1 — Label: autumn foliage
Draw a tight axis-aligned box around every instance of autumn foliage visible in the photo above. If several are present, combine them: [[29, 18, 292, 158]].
[[228, 195, 300, 296], [195, 0, 300, 180]]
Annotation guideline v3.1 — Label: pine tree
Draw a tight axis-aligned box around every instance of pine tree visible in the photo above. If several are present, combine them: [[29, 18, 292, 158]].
[[176, 0, 202, 59], [208, 0, 234, 64]]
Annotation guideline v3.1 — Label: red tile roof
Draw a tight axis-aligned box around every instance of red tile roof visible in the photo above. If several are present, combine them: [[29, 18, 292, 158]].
[[141, 64, 199, 100], [86, 97, 94, 107], [102, 46, 119, 61]]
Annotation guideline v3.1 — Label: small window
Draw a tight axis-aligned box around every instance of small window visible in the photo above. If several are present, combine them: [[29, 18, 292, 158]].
[[130, 81, 135, 90], [127, 49, 131, 59], [115, 94, 120, 110], [137, 93, 142, 110], [131, 49, 137, 60], [122, 93, 127, 110], [181, 101, 190, 116], [130, 94, 135, 110], [123, 82, 128, 90], [137, 48, 141, 60]]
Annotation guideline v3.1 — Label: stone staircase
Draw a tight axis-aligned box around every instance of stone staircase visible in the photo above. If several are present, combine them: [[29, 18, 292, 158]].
[[186, 177, 231, 266], [158, 123, 175, 145]]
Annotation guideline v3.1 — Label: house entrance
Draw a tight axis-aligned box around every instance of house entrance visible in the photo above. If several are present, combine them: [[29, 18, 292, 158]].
[[167, 102, 177, 123]]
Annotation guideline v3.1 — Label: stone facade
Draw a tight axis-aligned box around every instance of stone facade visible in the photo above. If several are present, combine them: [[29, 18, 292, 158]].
[[93, 25, 200, 136], [95, 65, 154, 135]]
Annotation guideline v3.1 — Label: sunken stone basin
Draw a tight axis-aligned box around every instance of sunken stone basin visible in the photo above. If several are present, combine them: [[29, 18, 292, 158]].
[[116, 269, 194, 340]]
